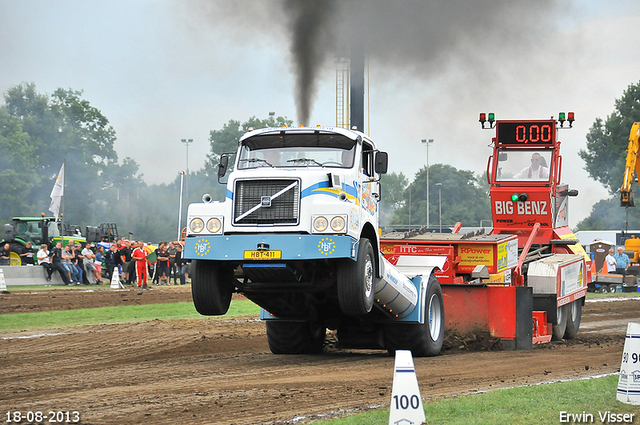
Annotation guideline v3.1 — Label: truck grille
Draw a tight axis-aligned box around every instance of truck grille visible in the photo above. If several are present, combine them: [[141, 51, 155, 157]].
[[234, 179, 300, 225]]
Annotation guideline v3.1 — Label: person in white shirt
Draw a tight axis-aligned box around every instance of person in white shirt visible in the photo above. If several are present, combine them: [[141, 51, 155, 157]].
[[37, 244, 54, 281], [605, 248, 617, 273], [513, 153, 550, 180]]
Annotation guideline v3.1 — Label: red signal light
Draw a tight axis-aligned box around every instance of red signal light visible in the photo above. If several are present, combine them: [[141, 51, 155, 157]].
[[480, 113, 496, 129]]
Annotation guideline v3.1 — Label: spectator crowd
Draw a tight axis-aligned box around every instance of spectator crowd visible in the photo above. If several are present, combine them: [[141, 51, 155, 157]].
[[3, 237, 191, 289]]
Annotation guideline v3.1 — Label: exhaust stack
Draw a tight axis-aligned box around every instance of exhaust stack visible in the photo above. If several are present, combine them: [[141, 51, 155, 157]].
[[349, 44, 365, 132]]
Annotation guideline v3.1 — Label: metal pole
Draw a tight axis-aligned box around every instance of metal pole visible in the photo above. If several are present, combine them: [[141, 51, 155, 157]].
[[178, 171, 184, 240], [61, 159, 65, 248], [409, 187, 411, 228], [436, 183, 442, 232], [181, 139, 193, 199], [186, 141, 189, 199], [426, 143, 429, 229], [422, 139, 434, 228]]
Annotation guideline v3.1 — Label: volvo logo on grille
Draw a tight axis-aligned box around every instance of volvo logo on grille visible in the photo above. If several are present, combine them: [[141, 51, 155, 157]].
[[261, 196, 272, 207]]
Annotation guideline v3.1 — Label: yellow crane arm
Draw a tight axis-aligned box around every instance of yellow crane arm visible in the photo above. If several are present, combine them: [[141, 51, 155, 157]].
[[621, 122, 640, 207]]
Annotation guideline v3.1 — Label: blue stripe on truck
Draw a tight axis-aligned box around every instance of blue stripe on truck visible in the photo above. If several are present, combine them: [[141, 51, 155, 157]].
[[184, 234, 357, 261]]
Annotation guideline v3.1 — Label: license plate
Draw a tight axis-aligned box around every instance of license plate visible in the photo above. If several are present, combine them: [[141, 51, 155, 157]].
[[243, 250, 282, 260]]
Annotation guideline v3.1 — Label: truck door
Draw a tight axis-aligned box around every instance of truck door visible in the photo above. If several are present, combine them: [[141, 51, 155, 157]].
[[359, 141, 380, 219]]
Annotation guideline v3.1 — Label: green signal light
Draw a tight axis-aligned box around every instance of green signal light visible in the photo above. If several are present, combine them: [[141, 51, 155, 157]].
[[559, 112, 566, 120], [488, 113, 495, 121], [510, 193, 529, 202]]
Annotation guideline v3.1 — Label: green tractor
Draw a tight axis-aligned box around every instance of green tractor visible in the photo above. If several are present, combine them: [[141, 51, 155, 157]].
[[2, 216, 116, 265]]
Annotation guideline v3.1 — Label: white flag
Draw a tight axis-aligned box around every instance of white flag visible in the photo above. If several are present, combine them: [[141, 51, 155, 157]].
[[49, 163, 65, 219]]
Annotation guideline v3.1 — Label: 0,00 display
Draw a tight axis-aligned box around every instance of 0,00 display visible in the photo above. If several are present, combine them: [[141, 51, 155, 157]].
[[497, 121, 555, 146]]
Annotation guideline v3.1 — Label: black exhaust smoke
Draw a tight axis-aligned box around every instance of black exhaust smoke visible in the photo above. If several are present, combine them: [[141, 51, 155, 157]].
[[284, 0, 336, 126], [197, 0, 564, 129]]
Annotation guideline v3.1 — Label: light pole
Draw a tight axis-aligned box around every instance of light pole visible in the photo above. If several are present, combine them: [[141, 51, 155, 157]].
[[435, 182, 442, 232], [178, 171, 185, 239], [408, 187, 412, 228], [181, 139, 193, 198], [421, 139, 434, 228]]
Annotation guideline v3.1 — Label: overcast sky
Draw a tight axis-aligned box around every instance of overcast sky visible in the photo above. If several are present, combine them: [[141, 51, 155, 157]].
[[1, 0, 639, 228]]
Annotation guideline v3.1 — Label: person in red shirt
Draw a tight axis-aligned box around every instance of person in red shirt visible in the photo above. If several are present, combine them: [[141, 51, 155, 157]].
[[131, 241, 150, 290]]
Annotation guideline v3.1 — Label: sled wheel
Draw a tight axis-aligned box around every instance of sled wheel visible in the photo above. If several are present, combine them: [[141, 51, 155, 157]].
[[564, 300, 583, 340], [552, 304, 568, 341]]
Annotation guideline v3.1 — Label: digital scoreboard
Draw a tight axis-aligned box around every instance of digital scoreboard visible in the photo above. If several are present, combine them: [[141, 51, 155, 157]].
[[496, 120, 556, 146]]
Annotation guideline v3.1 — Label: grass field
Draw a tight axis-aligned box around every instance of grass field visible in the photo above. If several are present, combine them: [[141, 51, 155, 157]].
[[2, 288, 638, 423], [316, 375, 637, 425], [0, 300, 261, 333]]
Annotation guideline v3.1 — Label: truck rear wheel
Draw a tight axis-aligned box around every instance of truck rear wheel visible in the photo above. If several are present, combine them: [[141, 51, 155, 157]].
[[337, 239, 375, 316], [564, 300, 583, 340], [191, 259, 233, 316], [383, 274, 444, 357], [552, 304, 568, 341], [266, 320, 326, 354]]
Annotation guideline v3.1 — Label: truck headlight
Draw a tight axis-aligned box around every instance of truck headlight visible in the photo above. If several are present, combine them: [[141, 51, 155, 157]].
[[330, 216, 346, 232], [206, 217, 221, 233], [313, 216, 328, 232], [189, 218, 204, 233]]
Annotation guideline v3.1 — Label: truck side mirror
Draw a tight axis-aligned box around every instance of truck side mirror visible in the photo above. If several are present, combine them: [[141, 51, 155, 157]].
[[375, 151, 388, 174], [4, 224, 16, 241], [559, 189, 580, 197], [218, 155, 229, 181]]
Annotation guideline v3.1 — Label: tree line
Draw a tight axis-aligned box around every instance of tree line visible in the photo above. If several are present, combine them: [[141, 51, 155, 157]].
[[2, 81, 640, 240]]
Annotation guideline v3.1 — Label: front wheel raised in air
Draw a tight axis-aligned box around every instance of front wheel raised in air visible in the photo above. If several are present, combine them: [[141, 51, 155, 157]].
[[383, 274, 445, 357], [191, 259, 234, 316], [564, 299, 583, 340], [552, 304, 568, 341], [337, 238, 375, 316], [266, 320, 326, 354]]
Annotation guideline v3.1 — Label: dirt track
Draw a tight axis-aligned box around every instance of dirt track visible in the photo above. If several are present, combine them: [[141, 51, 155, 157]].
[[1, 287, 638, 424]]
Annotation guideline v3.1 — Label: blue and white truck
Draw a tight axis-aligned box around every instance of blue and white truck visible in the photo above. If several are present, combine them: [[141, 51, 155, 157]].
[[183, 126, 445, 356]]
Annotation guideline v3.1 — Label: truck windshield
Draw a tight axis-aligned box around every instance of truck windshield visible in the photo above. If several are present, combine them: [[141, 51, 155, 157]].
[[238, 133, 357, 169], [495, 150, 552, 182]]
